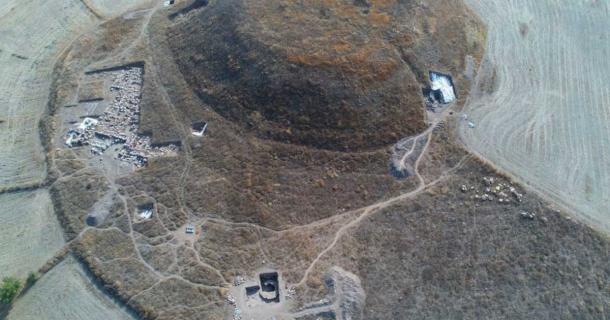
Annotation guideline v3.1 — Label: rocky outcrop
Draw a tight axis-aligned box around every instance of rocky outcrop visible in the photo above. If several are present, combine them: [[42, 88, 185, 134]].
[[328, 267, 366, 320]]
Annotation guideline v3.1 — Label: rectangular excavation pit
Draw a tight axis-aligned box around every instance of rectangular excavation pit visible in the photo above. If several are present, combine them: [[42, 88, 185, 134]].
[[427, 71, 456, 104], [191, 121, 207, 136], [137, 203, 154, 220], [245, 285, 260, 296], [169, 0, 209, 19], [84, 61, 145, 75], [259, 272, 280, 303]]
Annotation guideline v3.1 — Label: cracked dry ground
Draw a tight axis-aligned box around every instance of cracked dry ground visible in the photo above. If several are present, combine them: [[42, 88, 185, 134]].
[[44, 1, 609, 320]]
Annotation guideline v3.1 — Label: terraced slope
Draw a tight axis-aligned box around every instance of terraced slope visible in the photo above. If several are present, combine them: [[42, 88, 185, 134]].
[[460, 0, 610, 233]]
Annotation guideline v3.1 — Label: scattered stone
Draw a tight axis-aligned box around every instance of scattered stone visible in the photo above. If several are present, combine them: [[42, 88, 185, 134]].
[[233, 307, 241, 320], [227, 293, 236, 305], [483, 176, 495, 185], [520, 211, 535, 220], [509, 186, 523, 202], [234, 275, 245, 287], [285, 287, 296, 299], [64, 67, 178, 167]]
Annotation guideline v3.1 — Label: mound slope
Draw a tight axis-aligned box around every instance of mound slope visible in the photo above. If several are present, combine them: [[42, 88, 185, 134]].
[[41, 1, 610, 319], [167, 0, 485, 151]]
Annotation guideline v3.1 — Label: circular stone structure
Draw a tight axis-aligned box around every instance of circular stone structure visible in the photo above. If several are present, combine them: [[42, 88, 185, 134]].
[[167, 0, 485, 151]]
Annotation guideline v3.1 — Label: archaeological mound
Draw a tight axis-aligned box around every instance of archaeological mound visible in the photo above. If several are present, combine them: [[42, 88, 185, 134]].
[[167, 0, 484, 151]]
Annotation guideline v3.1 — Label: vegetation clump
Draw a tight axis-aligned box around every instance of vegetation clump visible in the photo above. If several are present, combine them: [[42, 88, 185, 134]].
[[0, 277, 21, 304], [25, 272, 38, 287]]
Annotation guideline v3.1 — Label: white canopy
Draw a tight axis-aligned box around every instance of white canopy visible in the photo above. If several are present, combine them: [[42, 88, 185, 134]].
[[430, 72, 456, 103]]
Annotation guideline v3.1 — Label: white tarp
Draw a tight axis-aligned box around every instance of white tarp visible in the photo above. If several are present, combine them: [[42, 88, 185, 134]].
[[192, 122, 208, 137], [65, 131, 79, 147], [78, 117, 98, 130], [430, 72, 456, 103], [138, 209, 153, 219]]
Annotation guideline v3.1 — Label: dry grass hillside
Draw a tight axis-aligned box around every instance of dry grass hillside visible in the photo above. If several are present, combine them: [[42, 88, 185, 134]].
[[41, 1, 609, 319], [166, 0, 485, 151]]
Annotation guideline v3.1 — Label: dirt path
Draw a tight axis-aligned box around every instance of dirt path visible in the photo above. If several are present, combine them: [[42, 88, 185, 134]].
[[291, 103, 469, 287]]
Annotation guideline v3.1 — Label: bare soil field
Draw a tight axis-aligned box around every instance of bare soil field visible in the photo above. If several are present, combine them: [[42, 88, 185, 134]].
[[460, 0, 610, 233], [0, 0, 97, 188], [0, 0, 100, 282], [0, 0, 155, 318], [0, 190, 64, 279], [7, 255, 136, 320], [82, 0, 154, 18]]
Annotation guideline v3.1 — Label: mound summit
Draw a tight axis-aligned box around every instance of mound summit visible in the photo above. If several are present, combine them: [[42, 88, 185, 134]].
[[168, 0, 485, 151]]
